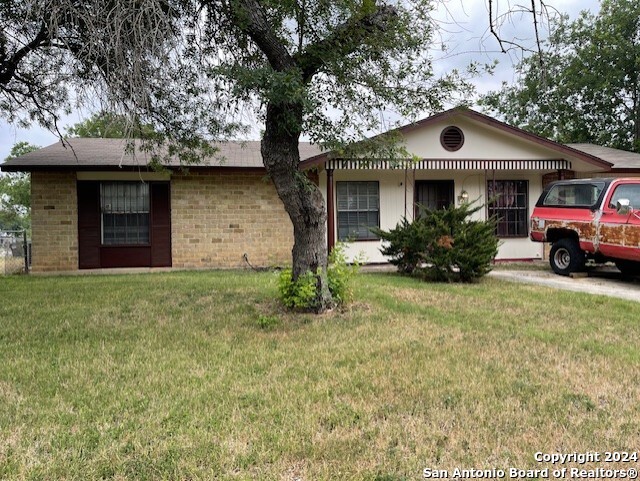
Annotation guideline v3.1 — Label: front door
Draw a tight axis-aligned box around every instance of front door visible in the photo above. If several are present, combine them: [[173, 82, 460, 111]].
[[415, 180, 454, 217]]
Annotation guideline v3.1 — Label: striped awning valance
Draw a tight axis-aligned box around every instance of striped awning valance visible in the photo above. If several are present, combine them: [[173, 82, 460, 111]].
[[325, 159, 572, 171]]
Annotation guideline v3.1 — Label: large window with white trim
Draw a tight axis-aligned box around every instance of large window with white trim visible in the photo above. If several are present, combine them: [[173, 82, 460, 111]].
[[100, 182, 150, 245], [487, 180, 528, 238], [337, 181, 380, 241]]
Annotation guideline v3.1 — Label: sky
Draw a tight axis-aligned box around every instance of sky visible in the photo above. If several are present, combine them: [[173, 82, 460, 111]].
[[0, 0, 601, 162]]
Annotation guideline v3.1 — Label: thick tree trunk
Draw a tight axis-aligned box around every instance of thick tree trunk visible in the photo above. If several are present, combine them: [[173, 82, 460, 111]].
[[261, 102, 334, 312]]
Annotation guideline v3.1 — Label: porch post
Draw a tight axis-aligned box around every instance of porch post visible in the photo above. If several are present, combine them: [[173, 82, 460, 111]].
[[326, 168, 335, 252]]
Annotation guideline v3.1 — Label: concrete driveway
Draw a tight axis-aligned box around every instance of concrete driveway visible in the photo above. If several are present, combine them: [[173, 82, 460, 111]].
[[489, 267, 640, 303]]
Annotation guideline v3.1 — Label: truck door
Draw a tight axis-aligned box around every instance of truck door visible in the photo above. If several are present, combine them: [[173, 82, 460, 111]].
[[597, 181, 640, 261]]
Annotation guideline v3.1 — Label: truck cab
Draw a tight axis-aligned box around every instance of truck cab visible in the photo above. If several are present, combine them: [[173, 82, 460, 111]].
[[530, 178, 640, 276]]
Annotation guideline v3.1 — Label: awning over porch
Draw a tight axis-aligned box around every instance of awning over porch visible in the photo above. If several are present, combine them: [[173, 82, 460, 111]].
[[325, 159, 573, 171]]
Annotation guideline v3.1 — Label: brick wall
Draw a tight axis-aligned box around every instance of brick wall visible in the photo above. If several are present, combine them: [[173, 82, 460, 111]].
[[28, 170, 294, 271], [171, 170, 293, 268], [31, 171, 78, 271]]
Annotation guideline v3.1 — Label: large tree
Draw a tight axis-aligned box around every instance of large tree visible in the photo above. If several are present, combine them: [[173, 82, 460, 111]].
[[3, 0, 469, 311], [207, 1, 466, 310], [481, 0, 640, 152]]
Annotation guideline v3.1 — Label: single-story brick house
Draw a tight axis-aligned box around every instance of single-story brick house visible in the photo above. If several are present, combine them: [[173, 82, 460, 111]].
[[3, 107, 640, 272], [1, 139, 320, 271]]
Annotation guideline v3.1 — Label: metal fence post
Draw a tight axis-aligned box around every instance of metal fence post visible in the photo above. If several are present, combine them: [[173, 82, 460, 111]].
[[23, 230, 29, 274]]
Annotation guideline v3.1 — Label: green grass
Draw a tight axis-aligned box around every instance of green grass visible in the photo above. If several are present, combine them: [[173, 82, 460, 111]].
[[1, 271, 639, 480]]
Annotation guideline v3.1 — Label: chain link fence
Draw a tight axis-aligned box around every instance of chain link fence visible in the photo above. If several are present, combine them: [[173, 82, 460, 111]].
[[0, 231, 30, 275]]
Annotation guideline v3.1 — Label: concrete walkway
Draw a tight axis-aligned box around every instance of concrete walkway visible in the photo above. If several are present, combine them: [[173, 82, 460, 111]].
[[363, 262, 640, 303], [489, 268, 640, 303]]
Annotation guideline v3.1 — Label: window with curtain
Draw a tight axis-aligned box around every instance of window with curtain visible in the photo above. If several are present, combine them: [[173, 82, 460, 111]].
[[101, 182, 150, 245], [487, 180, 528, 238], [336, 181, 380, 241]]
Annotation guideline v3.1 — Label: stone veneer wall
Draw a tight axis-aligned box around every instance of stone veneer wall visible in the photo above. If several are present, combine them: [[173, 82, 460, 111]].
[[171, 170, 293, 268], [30, 171, 78, 271]]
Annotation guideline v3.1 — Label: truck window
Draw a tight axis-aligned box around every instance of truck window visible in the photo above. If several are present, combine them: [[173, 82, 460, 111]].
[[543, 182, 605, 207], [608, 184, 640, 209]]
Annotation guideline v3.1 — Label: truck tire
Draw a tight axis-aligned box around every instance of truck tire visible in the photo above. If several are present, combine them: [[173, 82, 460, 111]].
[[615, 260, 640, 276], [549, 238, 585, 276]]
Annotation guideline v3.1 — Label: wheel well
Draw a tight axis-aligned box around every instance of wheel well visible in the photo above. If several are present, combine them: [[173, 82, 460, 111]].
[[546, 228, 579, 244]]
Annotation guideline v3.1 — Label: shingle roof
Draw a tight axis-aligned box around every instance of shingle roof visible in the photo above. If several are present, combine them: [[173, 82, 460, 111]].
[[6, 130, 640, 173], [1, 138, 323, 171], [566, 143, 640, 171]]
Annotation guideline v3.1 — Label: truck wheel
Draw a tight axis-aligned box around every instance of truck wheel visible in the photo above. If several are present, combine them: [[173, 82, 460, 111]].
[[615, 260, 640, 276], [549, 239, 585, 276]]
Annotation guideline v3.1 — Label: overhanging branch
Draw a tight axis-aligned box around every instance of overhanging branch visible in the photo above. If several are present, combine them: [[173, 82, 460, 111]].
[[228, 0, 295, 72], [296, 5, 398, 82], [488, 0, 548, 61], [0, 22, 54, 85]]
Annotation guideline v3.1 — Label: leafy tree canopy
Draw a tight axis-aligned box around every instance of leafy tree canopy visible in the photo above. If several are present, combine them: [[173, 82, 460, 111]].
[[1, 0, 469, 147], [481, 0, 640, 152], [66, 111, 157, 139], [1, 0, 477, 310], [0, 142, 38, 231]]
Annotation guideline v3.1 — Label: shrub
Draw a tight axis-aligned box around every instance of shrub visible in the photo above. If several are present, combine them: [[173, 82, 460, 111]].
[[277, 243, 360, 310], [373, 201, 498, 282], [277, 269, 317, 309]]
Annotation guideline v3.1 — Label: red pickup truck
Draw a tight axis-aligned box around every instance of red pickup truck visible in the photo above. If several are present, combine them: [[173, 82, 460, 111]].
[[530, 178, 640, 276]]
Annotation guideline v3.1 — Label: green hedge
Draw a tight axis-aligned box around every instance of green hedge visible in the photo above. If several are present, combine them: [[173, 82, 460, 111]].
[[373, 202, 499, 282]]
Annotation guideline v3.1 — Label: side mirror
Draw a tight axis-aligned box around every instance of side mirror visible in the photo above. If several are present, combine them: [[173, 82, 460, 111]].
[[616, 198, 632, 215]]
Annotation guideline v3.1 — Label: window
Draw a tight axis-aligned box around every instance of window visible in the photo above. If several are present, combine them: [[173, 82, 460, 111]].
[[337, 181, 379, 241], [415, 180, 454, 215], [101, 182, 150, 245], [543, 182, 605, 208], [608, 183, 640, 210], [487, 180, 528, 238]]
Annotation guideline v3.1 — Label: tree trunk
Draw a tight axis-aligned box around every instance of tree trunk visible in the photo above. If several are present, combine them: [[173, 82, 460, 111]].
[[261, 102, 334, 312]]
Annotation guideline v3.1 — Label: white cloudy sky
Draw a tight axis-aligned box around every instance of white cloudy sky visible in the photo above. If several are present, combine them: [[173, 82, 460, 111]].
[[0, 0, 601, 161]]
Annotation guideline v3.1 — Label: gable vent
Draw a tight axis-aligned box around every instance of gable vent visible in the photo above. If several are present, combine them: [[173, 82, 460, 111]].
[[440, 126, 464, 152]]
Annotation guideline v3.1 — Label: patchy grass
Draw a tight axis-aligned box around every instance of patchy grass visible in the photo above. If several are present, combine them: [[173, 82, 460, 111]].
[[0, 271, 639, 480], [491, 260, 550, 271]]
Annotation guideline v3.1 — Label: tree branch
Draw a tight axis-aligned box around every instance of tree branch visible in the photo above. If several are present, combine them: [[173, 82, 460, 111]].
[[0, 22, 53, 85], [488, 0, 549, 62], [296, 5, 398, 82], [228, 0, 295, 72]]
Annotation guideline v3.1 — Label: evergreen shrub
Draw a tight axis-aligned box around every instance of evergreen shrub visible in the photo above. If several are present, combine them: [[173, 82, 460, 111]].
[[373, 202, 499, 282]]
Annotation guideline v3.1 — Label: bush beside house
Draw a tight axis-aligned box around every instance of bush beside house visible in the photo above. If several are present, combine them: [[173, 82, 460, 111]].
[[374, 202, 499, 282]]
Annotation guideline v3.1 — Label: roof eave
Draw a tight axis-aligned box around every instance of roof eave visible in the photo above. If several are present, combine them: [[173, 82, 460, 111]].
[[299, 107, 613, 171], [610, 167, 640, 173], [0, 163, 268, 173]]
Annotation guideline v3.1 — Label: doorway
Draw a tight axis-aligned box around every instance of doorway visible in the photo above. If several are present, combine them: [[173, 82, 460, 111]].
[[414, 180, 454, 217]]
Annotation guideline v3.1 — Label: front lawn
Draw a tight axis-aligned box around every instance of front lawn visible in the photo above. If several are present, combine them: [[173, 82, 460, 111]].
[[1, 271, 638, 480]]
